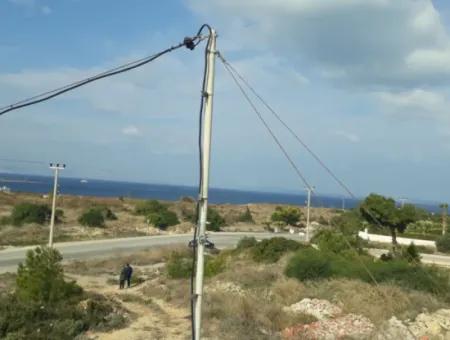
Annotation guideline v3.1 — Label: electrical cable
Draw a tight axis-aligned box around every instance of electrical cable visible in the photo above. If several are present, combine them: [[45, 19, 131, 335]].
[[217, 53, 391, 232], [218, 57, 312, 190], [218, 56, 384, 287], [0, 37, 204, 116]]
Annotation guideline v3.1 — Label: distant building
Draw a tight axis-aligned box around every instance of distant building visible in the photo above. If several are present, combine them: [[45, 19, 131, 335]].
[[0, 186, 11, 194]]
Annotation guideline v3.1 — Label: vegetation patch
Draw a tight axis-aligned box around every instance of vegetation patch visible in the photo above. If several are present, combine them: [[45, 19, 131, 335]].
[[250, 237, 303, 263], [0, 246, 127, 339], [436, 233, 450, 253], [166, 251, 226, 279], [10, 203, 55, 226], [285, 247, 450, 300]]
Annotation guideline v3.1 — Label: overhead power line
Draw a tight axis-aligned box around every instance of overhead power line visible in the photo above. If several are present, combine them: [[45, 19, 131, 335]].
[[218, 53, 355, 198], [0, 35, 205, 116], [218, 54, 312, 190]]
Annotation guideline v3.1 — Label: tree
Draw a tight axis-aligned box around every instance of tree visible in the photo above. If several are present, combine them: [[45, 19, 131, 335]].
[[16, 246, 82, 305], [271, 206, 302, 226], [237, 206, 254, 223], [330, 209, 362, 235], [360, 193, 419, 245]]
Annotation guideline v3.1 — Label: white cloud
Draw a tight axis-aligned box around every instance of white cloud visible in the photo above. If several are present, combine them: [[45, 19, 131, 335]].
[[334, 130, 360, 143], [122, 125, 141, 136], [376, 89, 449, 119], [188, 0, 450, 88]]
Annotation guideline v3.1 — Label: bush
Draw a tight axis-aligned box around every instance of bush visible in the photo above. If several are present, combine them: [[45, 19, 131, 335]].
[[207, 207, 225, 231], [11, 203, 52, 226], [271, 206, 302, 226], [166, 252, 193, 279], [147, 210, 179, 230], [285, 248, 332, 280], [16, 246, 82, 305], [401, 243, 421, 263], [436, 233, 450, 253], [285, 247, 450, 299], [135, 200, 166, 215], [312, 229, 366, 257], [78, 208, 105, 227], [251, 237, 302, 263], [0, 247, 127, 339], [166, 251, 225, 279], [236, 236, 258, 250], [237, 207, 254, 223]]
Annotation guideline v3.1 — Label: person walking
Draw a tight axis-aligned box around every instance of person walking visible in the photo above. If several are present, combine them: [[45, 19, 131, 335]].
[[119, 265, 127, 289], [124, 263, 133, 288]]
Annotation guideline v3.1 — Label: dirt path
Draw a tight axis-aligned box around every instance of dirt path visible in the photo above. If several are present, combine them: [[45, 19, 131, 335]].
[[69, 271, 190, 339]]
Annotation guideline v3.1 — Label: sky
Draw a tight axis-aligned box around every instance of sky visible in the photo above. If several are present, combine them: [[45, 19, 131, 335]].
[[1, 0, 450, 202]]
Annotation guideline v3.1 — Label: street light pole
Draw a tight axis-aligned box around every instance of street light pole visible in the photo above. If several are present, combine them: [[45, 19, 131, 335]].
[[48, 163, 65, 247], [193, 28, 217, 340]]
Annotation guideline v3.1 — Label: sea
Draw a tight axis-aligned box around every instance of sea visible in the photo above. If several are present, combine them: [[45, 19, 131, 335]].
[[0, 173, 440, 212]]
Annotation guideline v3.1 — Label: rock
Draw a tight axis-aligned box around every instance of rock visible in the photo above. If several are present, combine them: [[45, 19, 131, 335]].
[[282, 313, 374, 339], [284, 298, 342, 320], [375, 316, 415, 340], [408, 309, 450, 339]]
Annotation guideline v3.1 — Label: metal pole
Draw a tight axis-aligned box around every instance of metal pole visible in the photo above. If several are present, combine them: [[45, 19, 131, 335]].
[[305, 188, 311, 242], [194, 29, 216, 340], [48, 163, 65, 247]]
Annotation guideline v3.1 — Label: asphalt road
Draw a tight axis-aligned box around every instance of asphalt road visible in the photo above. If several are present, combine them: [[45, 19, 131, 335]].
[[1, 232, 449, 273], [0, 232, 301, 273]]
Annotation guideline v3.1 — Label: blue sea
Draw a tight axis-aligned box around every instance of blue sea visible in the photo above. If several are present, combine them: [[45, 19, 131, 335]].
[[0, 173, 440, 212]]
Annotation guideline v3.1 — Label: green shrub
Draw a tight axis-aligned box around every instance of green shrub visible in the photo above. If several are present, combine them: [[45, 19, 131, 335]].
[[271, 206, 302, 226], [285, 247, 450, 299], [16, 246, 82, 305], [0, 247, 127, 339], [312, 229, 366, 257], [166, 252, 225, 279], [285, 248, 332, 280], [205, 254, 226, 278], [166, 252, 193, 279], [237, 207, 254, 223], [147, 210, 179, 230], [236, 236, 258, 250], [436, 233, 450, 253], [400, 243, 421, 263], [95, 206, 117, 220], [78, 208, 105, 227], [135, 200, 166, 215], [251, 237, 302, 263], [11, 203, 52, 226], [207, 207, 225, 231]]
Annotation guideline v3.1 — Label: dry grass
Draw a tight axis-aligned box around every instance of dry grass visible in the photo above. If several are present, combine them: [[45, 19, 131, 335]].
[[65, 245, 189, 275]]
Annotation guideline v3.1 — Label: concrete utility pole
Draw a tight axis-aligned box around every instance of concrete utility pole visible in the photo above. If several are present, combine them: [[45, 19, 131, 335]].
[[48, 163, 65, 247], [441, 203, 448, 235], [398, 197, 408, 208], [305, 186, 314, 242], [193, 29, 216, 340]]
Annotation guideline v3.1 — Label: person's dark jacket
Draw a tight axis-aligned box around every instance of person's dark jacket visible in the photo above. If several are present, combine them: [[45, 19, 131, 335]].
[[124, 265, 133, 279]]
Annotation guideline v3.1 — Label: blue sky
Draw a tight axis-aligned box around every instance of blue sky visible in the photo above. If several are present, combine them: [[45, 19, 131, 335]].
[[1, 0, 450, 203]]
